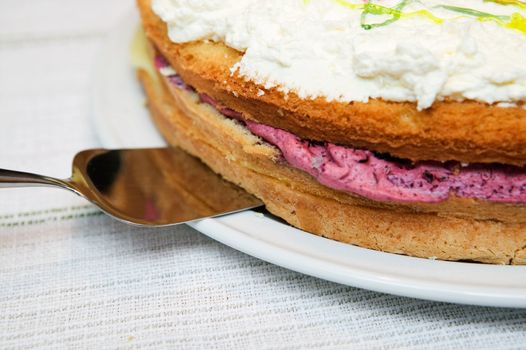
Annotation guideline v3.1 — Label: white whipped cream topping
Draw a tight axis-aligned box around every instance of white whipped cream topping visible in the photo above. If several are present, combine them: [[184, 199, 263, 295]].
[[152, 0, 526, 110]]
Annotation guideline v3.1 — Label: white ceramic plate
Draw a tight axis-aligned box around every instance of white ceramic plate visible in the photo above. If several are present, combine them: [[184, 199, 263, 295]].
[[92, 11, 526, 308]]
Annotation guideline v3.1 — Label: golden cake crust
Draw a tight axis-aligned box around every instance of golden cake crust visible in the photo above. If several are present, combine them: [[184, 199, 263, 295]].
[[138, 0, 526, 166], [135, 54, 526, 264], [136, 29, 526, 225]]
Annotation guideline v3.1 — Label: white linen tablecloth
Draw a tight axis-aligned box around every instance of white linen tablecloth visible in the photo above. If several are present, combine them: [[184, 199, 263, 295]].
[[1, 1, 526, 348]]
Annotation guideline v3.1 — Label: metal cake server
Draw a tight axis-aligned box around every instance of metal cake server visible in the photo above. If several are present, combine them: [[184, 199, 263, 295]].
[[0, 147, 264, 226]]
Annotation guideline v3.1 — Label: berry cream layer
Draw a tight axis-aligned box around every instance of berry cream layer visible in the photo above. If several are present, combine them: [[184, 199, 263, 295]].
[[154, 56, 526, 205]]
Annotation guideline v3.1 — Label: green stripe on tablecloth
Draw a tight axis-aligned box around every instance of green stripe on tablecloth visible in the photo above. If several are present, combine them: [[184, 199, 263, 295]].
[[0, 205, 103, 227]]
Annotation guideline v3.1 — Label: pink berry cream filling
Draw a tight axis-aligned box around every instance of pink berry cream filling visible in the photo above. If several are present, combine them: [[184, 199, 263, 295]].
[[154, 56, 526, 205]]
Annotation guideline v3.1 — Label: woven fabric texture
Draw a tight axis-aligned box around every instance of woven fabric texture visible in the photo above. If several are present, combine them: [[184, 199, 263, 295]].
[[0, 1, 526, 349]]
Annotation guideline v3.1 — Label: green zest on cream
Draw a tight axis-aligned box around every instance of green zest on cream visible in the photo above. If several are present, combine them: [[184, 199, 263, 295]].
[[440, 4, 526, 34], [323, 0, 526, 35], [334, 0, 443, 28]]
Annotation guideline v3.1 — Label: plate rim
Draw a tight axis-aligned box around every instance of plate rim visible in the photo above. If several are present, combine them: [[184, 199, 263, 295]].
[[91, 9, 526, 308], [190, 214, 526, 308]]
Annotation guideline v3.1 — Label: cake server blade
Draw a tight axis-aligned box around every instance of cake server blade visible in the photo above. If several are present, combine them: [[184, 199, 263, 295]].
[[0, 147, 264, 226]]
